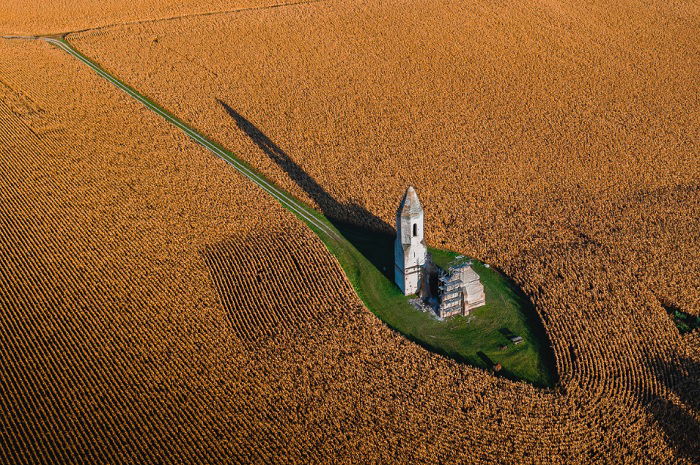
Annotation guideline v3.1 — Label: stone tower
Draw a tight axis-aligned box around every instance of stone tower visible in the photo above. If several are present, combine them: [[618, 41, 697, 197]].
[[394, 186, 428, 295]]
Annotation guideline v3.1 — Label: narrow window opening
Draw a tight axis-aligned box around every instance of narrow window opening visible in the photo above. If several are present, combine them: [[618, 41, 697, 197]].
[[412, 223, 418, 237]]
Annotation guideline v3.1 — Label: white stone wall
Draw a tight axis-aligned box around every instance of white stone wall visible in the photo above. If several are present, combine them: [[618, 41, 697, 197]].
[[394, 231, 427, 295], [460, 266, 486, 311]]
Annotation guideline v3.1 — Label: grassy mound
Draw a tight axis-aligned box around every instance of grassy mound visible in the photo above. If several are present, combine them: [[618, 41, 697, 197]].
[[324, 222, 556, 388]]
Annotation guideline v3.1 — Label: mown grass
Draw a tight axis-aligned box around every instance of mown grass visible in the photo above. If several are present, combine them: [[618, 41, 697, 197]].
[[323, 223, 557, 388]]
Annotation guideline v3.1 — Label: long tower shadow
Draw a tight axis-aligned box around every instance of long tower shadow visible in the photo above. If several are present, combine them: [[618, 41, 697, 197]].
[[217, 100, 395, 277]]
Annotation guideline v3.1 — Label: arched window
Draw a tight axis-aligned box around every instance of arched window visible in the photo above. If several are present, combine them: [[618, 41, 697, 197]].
[[413, 223, 418, 237]]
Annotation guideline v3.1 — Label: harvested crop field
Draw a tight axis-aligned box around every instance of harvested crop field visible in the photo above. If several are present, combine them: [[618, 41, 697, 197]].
[[0, 0, 306, 36], [1, 0, 699, 463], [70, 0, 700, 313], [0, 38, 348, 463], [202, 230, 351, 342]]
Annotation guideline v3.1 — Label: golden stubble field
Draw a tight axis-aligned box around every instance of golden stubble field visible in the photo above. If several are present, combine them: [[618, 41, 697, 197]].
[[0, 38, 354, 463], [0, 0, 306, 36], [65, 0, 699, 461], [0, 0, 698, 462], [71, 0, 700, 313]]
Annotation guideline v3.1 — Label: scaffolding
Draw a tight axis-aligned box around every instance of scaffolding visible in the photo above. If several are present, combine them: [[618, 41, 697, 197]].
[[438, 266, 464, 317], [436, 256, 482, 318]]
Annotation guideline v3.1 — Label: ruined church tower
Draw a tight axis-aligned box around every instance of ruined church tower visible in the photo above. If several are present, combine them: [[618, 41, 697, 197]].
[[394, 186, 428, 295]]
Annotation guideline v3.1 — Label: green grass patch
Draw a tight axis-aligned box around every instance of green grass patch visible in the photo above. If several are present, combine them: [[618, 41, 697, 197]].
[[324, 223, 557, 388]]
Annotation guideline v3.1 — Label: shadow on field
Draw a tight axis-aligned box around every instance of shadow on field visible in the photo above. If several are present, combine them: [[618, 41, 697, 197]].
[[659, 300, 700, 334], [642, 356, 700, 461], [217, 99, 395, 278]]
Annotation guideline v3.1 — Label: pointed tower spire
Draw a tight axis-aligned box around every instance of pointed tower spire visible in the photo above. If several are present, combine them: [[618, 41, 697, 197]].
[[398, 186, 423, 221]]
